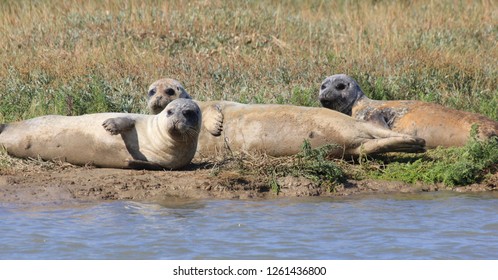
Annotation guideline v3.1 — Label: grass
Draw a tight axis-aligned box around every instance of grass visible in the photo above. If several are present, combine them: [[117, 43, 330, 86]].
[[359, 127, 498, 186], [0, 0, 497, 187], [1, 0, 496, 122], [0, 147, 70, 173], [203, 140, 345, 194], [202, 128, 498, 191], [268, 140, 344, 193]]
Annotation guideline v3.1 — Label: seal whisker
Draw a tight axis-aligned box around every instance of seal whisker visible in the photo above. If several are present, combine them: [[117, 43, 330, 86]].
[[183, 128, 199, 143]]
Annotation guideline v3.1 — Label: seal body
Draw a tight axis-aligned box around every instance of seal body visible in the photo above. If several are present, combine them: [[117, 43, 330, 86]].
[[319, 74, 498, 148], [0, 99, 201, 170], [147, 78, 426, 158], [194, 101, 425, 157]]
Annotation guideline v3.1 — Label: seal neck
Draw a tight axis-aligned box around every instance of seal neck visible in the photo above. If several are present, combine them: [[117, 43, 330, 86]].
[[338, 90, 362, 116], [353, 93, 369, 105]]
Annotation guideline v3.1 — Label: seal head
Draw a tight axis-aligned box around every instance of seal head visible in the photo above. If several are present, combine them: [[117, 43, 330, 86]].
[[319, 74, 365, 115], [147, 78, 192, 114], [147, 78, 224, 137], [163, 98, 202, 141]]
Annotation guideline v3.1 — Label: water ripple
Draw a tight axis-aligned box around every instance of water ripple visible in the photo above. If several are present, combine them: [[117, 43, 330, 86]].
[[1, 192, 497, 259]]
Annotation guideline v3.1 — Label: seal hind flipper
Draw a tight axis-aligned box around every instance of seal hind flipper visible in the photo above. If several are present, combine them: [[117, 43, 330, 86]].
[[357, 136, 426, 155], [127, 159, 167, 170], [102, 117, 136, 135], [202, 104, 224, 137]]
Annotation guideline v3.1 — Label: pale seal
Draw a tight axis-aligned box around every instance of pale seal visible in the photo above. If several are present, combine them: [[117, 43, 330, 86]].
[[147, 78, 426, 158], [0, 99, 201, 170], [147, 78, 192, 114], [319, 74, 498, 148]]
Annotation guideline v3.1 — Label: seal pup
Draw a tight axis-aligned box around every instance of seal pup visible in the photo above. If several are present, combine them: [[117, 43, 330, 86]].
[[319, 74, 498, 148], [147, 78, 426, 158], [0, 99, 201, 170]]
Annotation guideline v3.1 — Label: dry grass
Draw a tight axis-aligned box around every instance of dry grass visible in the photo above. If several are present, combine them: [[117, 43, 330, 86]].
[[0, 147, 75, 174], [0, 0, 496, 122]]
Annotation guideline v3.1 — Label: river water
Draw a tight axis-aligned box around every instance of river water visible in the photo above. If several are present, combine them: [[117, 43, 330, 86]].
[[1, 192, 497, 259]]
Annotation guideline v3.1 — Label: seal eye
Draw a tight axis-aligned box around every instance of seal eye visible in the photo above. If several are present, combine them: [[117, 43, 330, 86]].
[[335, 83, 347, 91], [320, 83, 327, 90], [165, 88, 176, 96], [166, 109, 174, 117], [148, 88, 157, 97]]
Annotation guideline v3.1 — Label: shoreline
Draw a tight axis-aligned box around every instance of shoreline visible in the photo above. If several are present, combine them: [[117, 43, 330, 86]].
[[1, 161, 496, 205]]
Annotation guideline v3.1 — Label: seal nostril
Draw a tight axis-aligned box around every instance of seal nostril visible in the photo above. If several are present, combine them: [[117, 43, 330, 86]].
[[183, 110, 196, 119], [165, 88, 176, 96], [335, 83, 347, 91]]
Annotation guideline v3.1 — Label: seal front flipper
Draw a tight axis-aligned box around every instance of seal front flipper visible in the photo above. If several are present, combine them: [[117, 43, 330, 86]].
[[202, 104, 224, 136], [126, 159, 167, 170], [0, 124, 6, 134], [102, 117, 136, 135]]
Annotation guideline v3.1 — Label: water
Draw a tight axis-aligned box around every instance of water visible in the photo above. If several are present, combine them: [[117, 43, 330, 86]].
[[1, 192, 498, 259]]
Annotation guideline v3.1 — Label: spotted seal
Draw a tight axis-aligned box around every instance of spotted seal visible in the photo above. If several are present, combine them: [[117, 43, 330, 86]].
[[319, 74, 498, 148]]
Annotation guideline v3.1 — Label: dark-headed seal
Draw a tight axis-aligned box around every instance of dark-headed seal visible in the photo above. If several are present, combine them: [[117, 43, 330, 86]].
[[147, 78, 426, 158], [0, 99, 201, 170], [319, 74, 498, 148]]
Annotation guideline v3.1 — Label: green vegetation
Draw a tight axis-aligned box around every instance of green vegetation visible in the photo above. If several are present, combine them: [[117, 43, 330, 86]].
[[361, 128, 498, 186], [209, 140, 344, 194], [0, 0, 496, 187], [292, 141, 344, 184], [269, 140, 344, 192]]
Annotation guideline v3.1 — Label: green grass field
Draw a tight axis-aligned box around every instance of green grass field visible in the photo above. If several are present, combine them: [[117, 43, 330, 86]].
[[0, 0, 497, 186]]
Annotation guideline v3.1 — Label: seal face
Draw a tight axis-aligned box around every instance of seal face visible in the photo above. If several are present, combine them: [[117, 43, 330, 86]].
[[0, 99, 202, 170], [319, 74, 498, 148], [162, 98, 202, 141], [319, 74, 364, 116], [147, 78, 192, 114]]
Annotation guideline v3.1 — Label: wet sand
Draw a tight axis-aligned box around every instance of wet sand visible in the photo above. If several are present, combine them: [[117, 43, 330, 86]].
[[1, 160, 496, 204]]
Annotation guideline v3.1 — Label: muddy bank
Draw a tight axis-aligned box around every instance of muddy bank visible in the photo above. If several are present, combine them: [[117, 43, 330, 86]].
[[1, 160, 496, 204]]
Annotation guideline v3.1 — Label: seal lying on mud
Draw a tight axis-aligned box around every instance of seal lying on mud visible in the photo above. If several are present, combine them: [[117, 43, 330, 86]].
[[319, 74, 498, 148], [146, 78, 425, 158], [0, 99, 201, 170]]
